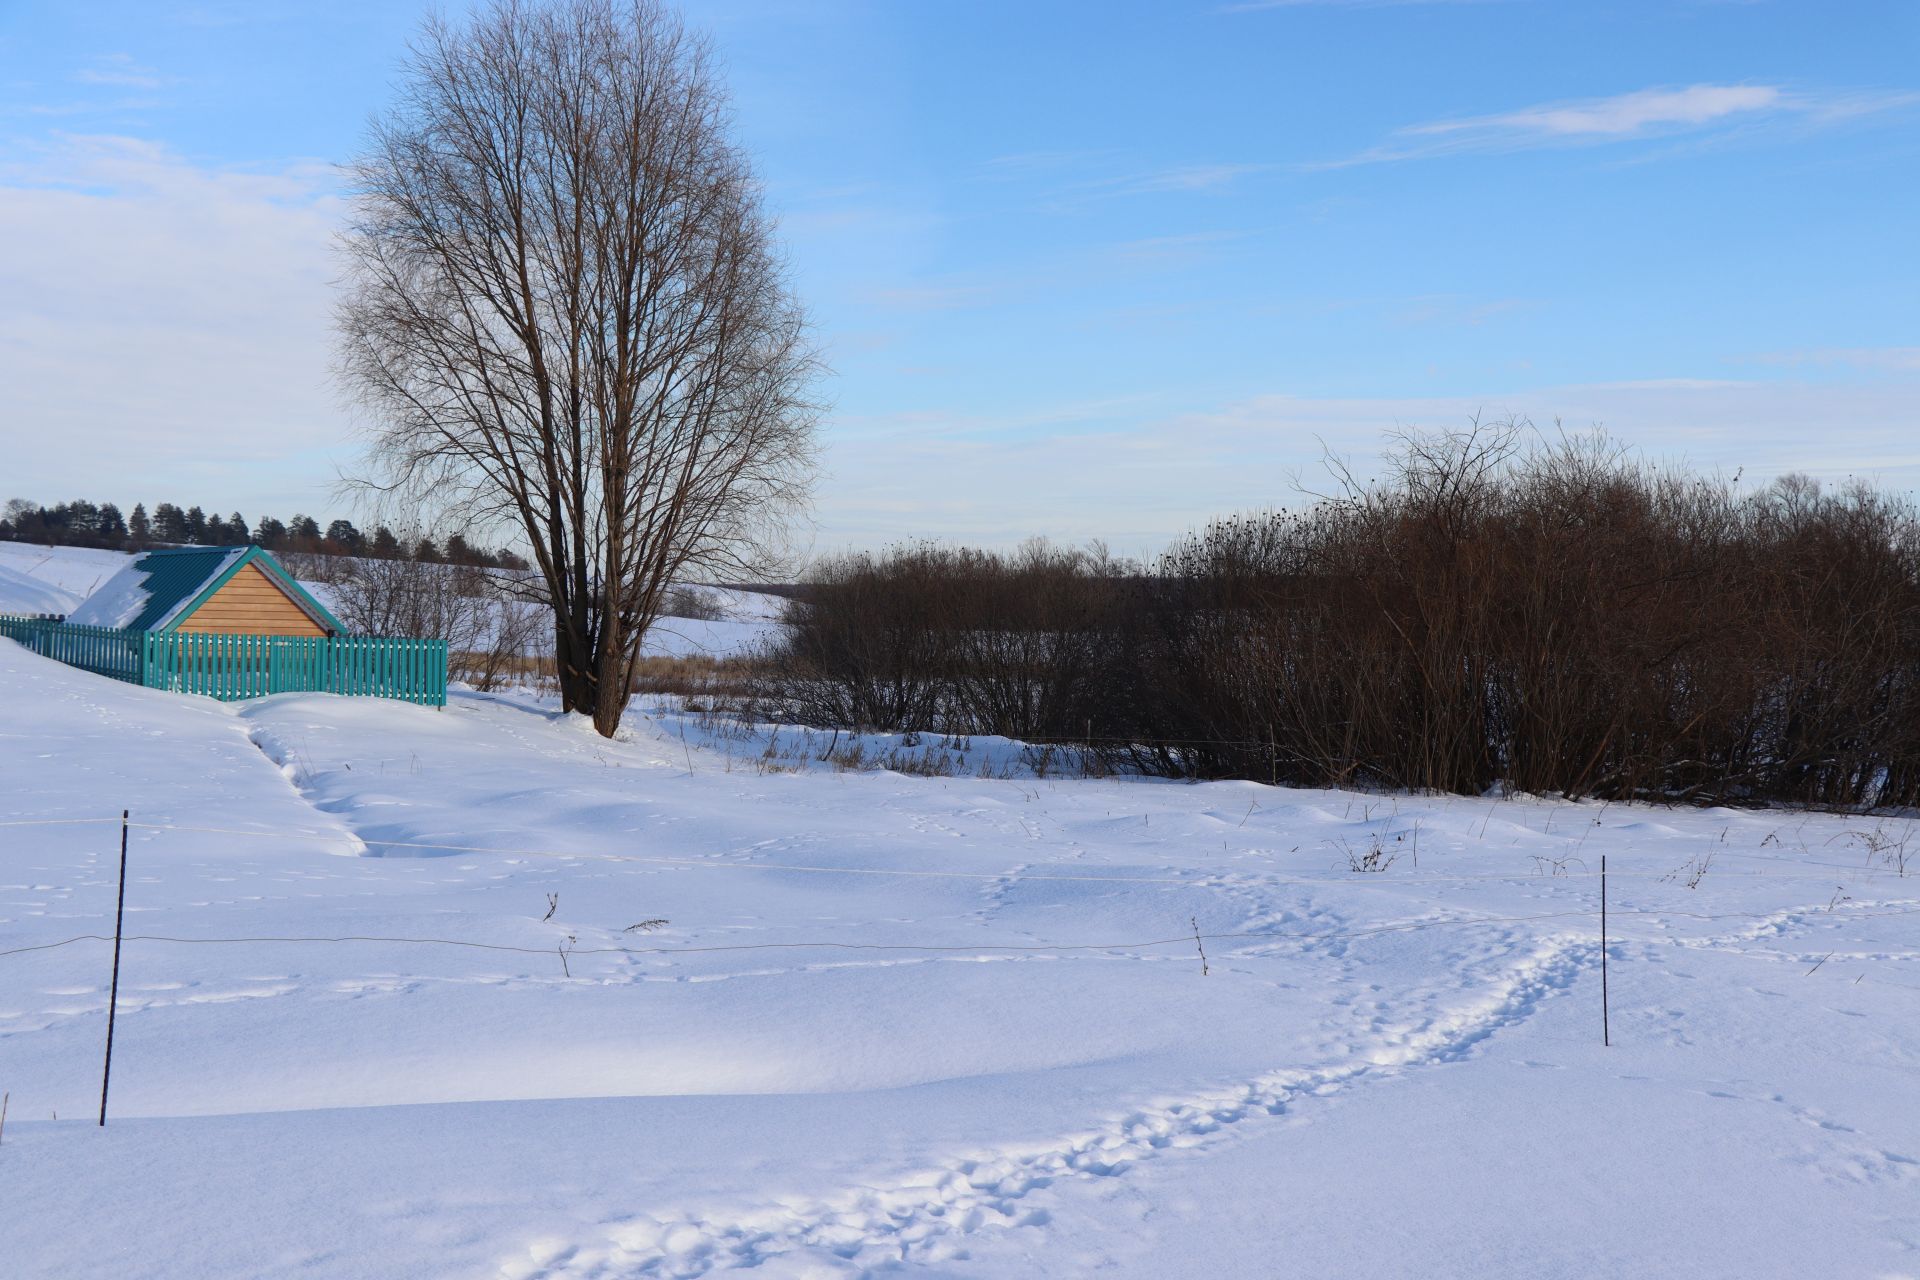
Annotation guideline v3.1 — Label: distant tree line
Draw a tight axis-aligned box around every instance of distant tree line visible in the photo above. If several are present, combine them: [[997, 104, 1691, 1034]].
[[752, 425, 1920, 811], [0, 498, 528, 569]]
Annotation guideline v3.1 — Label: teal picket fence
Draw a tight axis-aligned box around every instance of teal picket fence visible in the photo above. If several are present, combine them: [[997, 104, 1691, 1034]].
[[0, 616, 447, 706], [0, 615, 144, 682]]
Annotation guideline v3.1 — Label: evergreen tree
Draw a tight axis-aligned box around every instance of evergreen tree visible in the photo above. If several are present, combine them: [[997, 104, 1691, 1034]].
[[254, 515, 288, 548], [370, 525, 401, 558], [98, 503, 128, 545], [128, 503, 152, 546], [65, 500, 100, 543], [153, 503, 188, 543], [326, 519, 364, 553], [184, 506, 207, 543]]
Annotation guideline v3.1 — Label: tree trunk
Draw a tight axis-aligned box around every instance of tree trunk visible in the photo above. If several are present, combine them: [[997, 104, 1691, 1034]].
[[555, 619, 597, 715], [591, 622, 629, 737]]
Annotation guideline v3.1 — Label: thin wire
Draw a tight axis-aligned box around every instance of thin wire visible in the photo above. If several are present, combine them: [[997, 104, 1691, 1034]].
[[0, 909, 1602, 962], [0, 816, 127, 828]]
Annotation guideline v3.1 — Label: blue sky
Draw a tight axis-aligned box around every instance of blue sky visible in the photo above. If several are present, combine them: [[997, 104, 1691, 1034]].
[[2, 1, 1916, 554]]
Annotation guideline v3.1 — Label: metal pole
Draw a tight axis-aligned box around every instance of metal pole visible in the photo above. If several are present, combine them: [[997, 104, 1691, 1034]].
[[1601, 853, 1610, 1048], [99, 809, 130, 1126]]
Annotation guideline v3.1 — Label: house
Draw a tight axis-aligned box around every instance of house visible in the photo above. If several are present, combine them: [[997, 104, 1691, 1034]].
[[66, 546, 345, 638]]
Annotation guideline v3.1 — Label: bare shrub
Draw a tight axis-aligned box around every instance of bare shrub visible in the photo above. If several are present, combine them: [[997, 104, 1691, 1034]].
[[327, 553, 538, 692], [751, 425, 1920, 808], [753, 539, 1133, 738], [1662, 853, 1715, 889], [1337, 835, 1399, 873], [664, 586, 729, 622]]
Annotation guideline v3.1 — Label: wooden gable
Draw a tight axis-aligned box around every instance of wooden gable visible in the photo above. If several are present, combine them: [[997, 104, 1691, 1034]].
[[173, 561, 329, 637]]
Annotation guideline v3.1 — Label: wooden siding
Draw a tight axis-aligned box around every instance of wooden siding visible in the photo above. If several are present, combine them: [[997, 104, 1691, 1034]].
[[173, 562, 328, 637]]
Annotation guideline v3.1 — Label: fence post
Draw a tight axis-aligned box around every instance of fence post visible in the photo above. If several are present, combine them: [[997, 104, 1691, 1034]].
[[99, 809, 130, 1125], [1601, 853, 1610, 1048]]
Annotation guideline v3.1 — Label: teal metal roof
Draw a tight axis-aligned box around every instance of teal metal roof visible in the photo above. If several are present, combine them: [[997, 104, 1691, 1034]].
[[96, 546, 345, 635]]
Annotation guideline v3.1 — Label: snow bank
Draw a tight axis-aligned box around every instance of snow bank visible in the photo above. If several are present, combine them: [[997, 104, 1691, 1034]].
[[0, 562, 80, 615]]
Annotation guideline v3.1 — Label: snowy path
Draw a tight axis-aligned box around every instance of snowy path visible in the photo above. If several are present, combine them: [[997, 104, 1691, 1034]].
[[518, 939, 1591, 1278]]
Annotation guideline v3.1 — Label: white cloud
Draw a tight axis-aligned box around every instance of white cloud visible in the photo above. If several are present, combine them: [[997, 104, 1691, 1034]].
[[1414, 84, 1780, 138], [1322, 84, 1920, 166], [0, 134, 349, 511]]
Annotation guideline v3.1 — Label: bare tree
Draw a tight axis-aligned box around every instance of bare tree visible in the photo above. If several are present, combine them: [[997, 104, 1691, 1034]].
[[338, 0, 822, 735], [328, 551, 485, 648]]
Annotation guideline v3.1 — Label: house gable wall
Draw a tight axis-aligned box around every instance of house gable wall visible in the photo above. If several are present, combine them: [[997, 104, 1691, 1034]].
[[173, 561, 329, 636]]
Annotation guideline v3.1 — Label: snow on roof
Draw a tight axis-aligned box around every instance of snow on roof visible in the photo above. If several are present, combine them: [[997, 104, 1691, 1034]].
[[67, 547, 248, 631], [66, 558, 159, 628]]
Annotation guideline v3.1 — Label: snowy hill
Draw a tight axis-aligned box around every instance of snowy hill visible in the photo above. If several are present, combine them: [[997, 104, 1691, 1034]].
[[0, 542, 131, 608], [2, 629, 1917, 1278], [0, 561, 81, 615]]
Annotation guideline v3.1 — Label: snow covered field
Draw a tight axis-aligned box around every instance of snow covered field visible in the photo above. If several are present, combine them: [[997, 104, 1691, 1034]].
[[3, 550, 1920, 1278]]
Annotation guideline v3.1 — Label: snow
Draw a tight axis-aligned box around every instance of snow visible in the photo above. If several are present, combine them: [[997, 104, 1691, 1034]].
[[640, 586, 786, 659], [62, 558, 155, 629], [640, 614, 780, 659], [0, 541, 131, 606], [697, 584, 792, 624], [0, 562, 80, 615], [3, 542, 1919, 1278]]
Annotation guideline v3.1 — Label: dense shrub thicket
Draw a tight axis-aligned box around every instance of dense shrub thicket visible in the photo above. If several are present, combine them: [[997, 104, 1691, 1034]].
[[755, 427, 1920, 809]]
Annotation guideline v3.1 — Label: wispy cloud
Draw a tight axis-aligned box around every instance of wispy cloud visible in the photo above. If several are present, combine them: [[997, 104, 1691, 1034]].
[[1105, 230, 1247, 264], [1392, 295, 1533, 328], [74, 53, 173, 90], [1100, 163, 1272, 195], [856, 281, 1006, 312], [1036, 163, 1272, 208], [1756, 346, 1920, 373], [977, 148, 1121, 177], [1319, 83, 1920, 166], [1418, 84, 1781, 138]]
